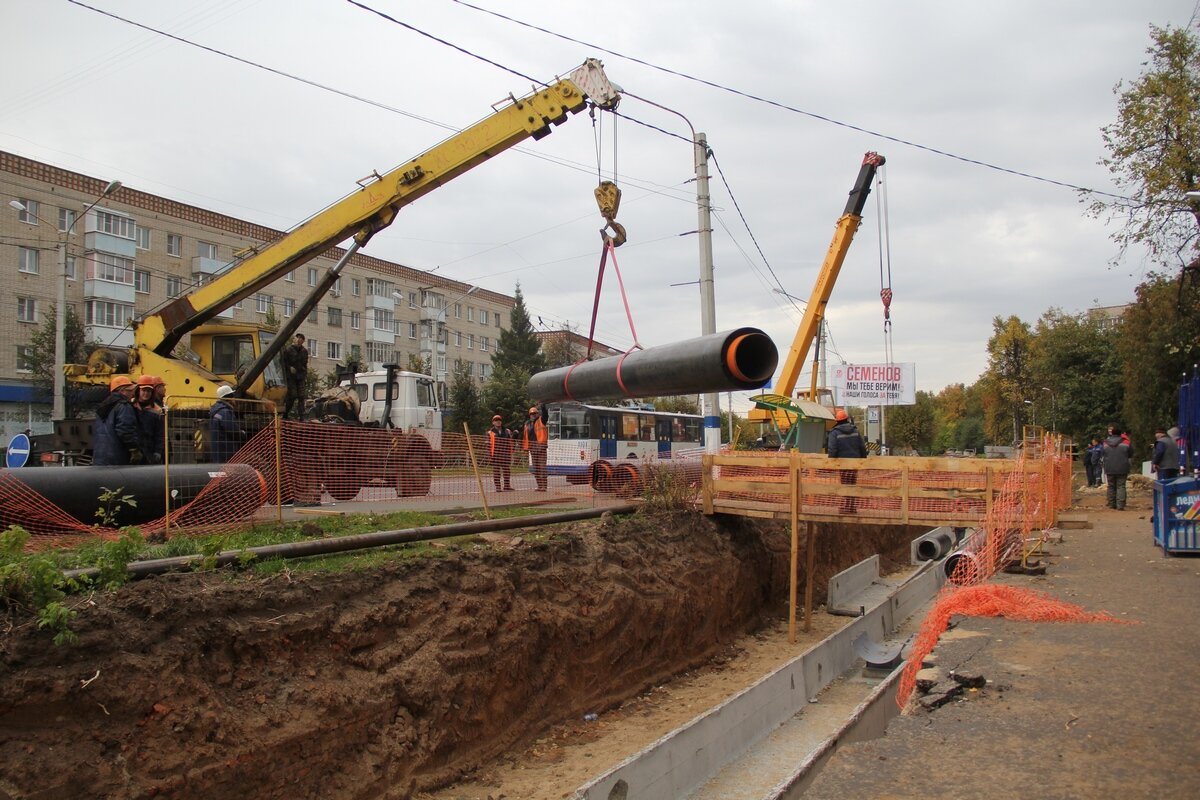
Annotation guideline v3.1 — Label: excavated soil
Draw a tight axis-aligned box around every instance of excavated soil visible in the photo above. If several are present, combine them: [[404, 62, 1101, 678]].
[[0, 512, 923, 800]]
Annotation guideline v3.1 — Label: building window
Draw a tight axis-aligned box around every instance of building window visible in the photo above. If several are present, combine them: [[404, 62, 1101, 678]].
[[307, 268, 318, 287], [234, 299, 244, 311], [58, 207, 75, 232], [372, 308, 394, 331], [453, 331, 461, 347], [467, 333, 474, 350], [18, 247, 39, 274], [351, 344, 362, 361], [480, 310, 489, 326], [65, 256, 76, 281], [349, 310, 361, 330], [17, 296, 38, 323], [332, 277, 342, 296], [135, 269, 151, 294], [408, 322, 417, 339], [351, 278, 361, 296], [285, 270, 295, 283], [85, 300, 133, 328], [327, 307, 342, 327], [15, 344, 34, 373], [436, 354, 447, 374], [366, 278, 394, 298], [480, 363, 490, 379], [135, 225, 151, 250], [365, 341, 389, 364], [167, 234, 182, 257], [496, 313, 501, 328], [283, 298, 295, 317], [166, 275, 182, 297], [479, 336, 489, 352], [408, 292, 417, 308], [467, 306, 475, 322], [95, 210, 135, 239], [421, 322, 431, 340], [327, 341, 342, 360], [14, 199, 39, 225], [91, 252, 135, 284], [255, 293, 273, 313], [197, 240, 218, 260], [453, 302, 461, 320]]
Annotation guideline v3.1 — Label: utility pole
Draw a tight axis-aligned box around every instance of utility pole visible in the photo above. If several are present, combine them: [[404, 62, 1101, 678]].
[[696, 132, 720, 454]]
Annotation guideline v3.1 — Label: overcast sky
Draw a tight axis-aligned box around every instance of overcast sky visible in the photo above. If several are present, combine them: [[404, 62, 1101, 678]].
[[3, 0, 1196, 410]]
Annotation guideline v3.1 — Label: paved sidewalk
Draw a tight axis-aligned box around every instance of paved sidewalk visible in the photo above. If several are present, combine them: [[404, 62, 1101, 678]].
[[804, 486, 1200, 800]]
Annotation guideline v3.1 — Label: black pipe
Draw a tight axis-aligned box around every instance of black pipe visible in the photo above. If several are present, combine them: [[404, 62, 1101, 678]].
[[63, 504, 639, 581], [0, 464, 266, 527], [915, 530, 955, 561], [527, 328, 778, 402]]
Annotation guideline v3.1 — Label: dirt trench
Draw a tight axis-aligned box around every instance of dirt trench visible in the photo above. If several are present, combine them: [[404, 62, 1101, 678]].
[[0, 512, 922, 800]]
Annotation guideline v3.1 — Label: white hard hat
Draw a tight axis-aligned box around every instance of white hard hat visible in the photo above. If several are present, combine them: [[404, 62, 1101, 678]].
[[216, 385, 235, 398]]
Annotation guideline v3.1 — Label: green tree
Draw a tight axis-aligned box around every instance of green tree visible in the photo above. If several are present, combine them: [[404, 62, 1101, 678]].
[[887, 391, 937, 453], [1027, 308, 1122, 443], [981, 315, 1035, 444], [492, 284, 545, 375], [446, 360, 485, 435], [480, 365, 533, 430], [25, 305, 94, 397], [1116, 274, 1200, 458], [646, 395, 700, 415], [1089, 24, 1200, 273]]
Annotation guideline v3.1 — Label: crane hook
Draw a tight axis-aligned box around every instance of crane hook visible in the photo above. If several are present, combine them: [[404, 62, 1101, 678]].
[[595, 180, 627, 247]]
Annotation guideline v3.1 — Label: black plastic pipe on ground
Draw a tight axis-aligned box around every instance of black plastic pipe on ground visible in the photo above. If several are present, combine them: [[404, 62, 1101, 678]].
[[63, 504, 639, 582]]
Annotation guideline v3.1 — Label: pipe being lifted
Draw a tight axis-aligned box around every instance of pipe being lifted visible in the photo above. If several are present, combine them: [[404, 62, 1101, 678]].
[[528, 328, 778, 402]]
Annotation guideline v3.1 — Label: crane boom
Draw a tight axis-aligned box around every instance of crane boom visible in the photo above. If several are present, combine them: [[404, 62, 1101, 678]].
[[137, 59, 620, 359], [768, 151, 885, 404]]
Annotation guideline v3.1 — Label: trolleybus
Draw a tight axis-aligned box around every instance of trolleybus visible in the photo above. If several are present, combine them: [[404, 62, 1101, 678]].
[[544, 401, 704, 482]]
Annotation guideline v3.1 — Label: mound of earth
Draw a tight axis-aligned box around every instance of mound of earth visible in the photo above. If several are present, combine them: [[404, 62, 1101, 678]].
[[0, 511, 923, 799]]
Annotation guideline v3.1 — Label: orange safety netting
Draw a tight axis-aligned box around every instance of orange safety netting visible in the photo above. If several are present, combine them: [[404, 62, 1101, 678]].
[[894, 583, 1129, 709]]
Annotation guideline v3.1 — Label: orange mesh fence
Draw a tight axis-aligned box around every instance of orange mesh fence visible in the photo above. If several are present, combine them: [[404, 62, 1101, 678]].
[[895, 584, 1129, 709]]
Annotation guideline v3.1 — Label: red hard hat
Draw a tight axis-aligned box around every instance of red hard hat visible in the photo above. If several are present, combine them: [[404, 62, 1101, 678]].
[[835, 409, 849, 422]]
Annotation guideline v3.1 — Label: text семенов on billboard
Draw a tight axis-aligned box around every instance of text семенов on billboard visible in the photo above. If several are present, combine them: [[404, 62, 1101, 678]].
[[831, 363, 916, 405]]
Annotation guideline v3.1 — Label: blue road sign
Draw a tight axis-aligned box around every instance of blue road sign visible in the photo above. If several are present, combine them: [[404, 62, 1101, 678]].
[[6, 433, 30, 468]]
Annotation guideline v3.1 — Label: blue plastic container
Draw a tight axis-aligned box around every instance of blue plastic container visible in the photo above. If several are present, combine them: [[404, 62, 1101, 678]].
[[1152, 476, 1200, 556]]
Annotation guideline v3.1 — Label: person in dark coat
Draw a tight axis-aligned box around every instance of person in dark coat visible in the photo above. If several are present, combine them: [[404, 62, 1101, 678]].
[[1102, 429, 1132, 510], [134, 375, 164, 464], [827, 409, 866, 513], [281, 333, 309, 421], [208, 385, 243, 464], [487, 414, 515, 491], [1152, 428, 1181, 480], [1085, 438, 1104, 488], [93, 376, 143, 466]]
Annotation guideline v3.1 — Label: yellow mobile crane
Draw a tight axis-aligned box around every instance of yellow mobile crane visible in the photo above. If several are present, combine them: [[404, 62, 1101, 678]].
[[745, 152, 885, 449], [74, 59, 621, 407]]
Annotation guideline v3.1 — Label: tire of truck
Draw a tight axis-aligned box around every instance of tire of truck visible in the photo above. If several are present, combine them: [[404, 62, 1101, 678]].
[[396, 435, 434, 497], [324, 451, 363, 501]]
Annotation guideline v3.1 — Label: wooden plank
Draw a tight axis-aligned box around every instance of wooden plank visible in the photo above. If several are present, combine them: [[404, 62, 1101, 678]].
[[711, 478, 791, 493], [702, 455, 714, 515], [901, 465, 910, 524], [789, 463, 799, 643], [804, 520, 816, 633]]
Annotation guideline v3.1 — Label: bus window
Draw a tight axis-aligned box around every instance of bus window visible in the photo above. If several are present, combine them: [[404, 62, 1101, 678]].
[[640, 416, 654, 442], [557, 406, 590, 440], [683, 419, 701, 444], [672, 419, 686, 440], [621, 414, 639, 441]]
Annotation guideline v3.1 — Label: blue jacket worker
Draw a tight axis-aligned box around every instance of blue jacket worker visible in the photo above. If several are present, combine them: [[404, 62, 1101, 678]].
[[93, 376, 144, 466], [208, 385, 243, 464]]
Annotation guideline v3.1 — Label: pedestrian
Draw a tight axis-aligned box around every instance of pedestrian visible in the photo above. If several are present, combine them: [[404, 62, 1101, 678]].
[[1102, 427, 1132, 510], [523, 405, 548, 492], [208, 385, 243, 464], [487, 414, 514, 491], [134, 375, 164, 464], [1152, 427, 1181, 480], [281, 333, 309, 421], [1085, 437, 1104, 487], [827, 408, 867, 513], [93, 376, 143, 466]]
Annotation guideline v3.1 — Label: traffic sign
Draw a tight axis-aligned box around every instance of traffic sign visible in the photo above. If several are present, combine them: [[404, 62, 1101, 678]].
[[6, 433, 31, 468]]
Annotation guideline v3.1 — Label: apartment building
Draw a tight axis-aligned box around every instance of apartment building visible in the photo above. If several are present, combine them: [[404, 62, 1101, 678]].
[[0, 151, 513, 438]]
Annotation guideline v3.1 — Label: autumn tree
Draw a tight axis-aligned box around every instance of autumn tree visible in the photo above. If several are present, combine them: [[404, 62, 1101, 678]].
[[981, 315, 1036, 444], [887, 391, 937, 454], [1089, 24, 1200, 274]]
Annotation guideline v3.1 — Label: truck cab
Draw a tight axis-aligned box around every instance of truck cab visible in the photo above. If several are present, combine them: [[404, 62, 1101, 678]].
[[341, 369, 440, 431]]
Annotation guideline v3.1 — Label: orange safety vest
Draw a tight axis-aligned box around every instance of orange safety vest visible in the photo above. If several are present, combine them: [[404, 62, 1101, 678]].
[[523, 418, 547, 449], [488, 427, 505, 456]]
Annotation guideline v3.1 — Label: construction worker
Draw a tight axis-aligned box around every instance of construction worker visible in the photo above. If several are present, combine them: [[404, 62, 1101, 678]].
[[827, 408, 866, 513], [208, 385, 243, 464], [93, 376, 143, 466], [281, 333, 309, 421], [522, 405, 549, 492], [134, 375, 165, 464], [487, 414, 515, 491]]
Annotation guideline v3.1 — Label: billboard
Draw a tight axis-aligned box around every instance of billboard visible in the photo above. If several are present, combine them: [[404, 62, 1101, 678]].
[[831, 363, 916, 405]]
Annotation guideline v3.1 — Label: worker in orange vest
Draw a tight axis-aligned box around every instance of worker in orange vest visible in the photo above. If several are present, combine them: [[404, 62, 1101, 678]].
[[487, 414, 515, 492], [522, 405, 549, 492]]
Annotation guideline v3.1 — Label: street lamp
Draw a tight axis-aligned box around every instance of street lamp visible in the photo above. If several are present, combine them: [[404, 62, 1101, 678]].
[[10, 179, 121, 420], [1041, 386, 1057, 431], [1023, 398, 1036, 428]]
